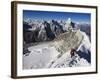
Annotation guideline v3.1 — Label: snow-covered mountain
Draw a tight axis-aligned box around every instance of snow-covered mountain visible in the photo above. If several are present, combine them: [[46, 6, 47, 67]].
[[46, 30, 91, 68], [23, 30, 91, 69], [23, 18, 91, 69]]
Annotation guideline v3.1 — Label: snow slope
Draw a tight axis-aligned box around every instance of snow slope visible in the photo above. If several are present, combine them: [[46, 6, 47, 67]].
[[23, 42, 59, 69]]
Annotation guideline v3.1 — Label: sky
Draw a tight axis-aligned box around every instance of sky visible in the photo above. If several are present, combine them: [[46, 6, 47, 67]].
[[23, 10, 91, 23]]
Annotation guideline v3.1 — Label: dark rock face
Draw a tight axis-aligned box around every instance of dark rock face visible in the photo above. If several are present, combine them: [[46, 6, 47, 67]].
[[71, 22, 75, 28], [23, 31, 34, 43], [23, 22, 32, 44], [51, 20, 64, 36], [44, 21, 55, 40], [23, 22, 40, 44], [77, 46, 91, 63]]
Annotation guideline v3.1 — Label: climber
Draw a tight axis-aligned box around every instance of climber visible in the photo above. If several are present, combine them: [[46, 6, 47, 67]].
[[70, 48, 77, 58]]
